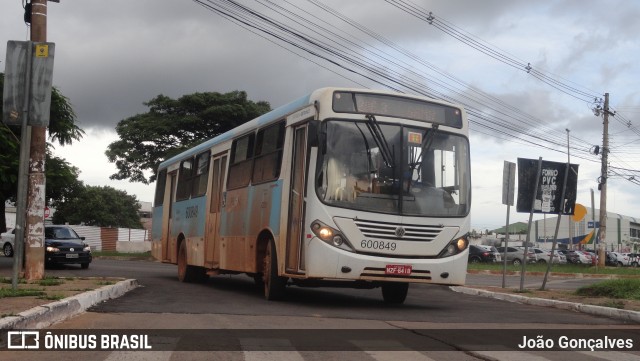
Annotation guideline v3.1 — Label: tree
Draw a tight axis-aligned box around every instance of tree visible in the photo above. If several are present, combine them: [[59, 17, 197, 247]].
[[0, 73, 85, 232], [52, 185, 142, 229], [106, 91, 271, 184]]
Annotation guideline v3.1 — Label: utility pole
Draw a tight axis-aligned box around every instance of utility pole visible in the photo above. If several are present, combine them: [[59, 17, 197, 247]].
[[24, 0, 48, 280], [597, 93, 610, 267]]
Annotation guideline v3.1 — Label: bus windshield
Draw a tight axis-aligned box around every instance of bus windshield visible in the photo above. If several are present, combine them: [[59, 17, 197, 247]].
[[317, 119, 470, 217]]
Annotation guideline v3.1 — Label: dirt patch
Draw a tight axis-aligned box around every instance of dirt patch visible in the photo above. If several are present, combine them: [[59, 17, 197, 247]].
[[0, 277, 124, 318], [475, 286, 640, 312]]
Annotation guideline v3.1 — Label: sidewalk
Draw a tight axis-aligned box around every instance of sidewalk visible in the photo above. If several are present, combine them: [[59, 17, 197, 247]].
[[452, 286, 640, 324], [0, 278, 138, 330]]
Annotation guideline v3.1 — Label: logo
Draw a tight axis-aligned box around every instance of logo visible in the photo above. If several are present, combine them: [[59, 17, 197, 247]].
[[7, 331, 40, 349], [394, 227, 406, 238]]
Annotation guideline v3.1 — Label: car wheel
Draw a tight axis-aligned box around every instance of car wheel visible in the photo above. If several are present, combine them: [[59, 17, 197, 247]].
[[512, 258, 522, 266], [632, 262, 638, 267], [537, 259, 547, 264], [263, 239, 287, 300], [617, 262, 623, 267], [469, 256, 481, 263], [80, 262, 89, 269], [3, 243, 13, 257], [381, 282, 409, 304]]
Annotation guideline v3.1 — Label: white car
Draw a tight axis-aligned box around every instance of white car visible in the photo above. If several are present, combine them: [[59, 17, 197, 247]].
[[610, 252, 631, 266], [1, 228, 15, 257], [530, 248, 567, 264]]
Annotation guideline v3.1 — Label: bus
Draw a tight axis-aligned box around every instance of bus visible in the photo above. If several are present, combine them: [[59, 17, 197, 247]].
[[151, 87, 471, 303]]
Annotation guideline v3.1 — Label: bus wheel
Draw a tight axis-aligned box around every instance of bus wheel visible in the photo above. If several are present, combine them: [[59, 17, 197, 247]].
[[381, 282, 409, 304], [263, 239, 286, 300], [178, 241, 206, 283]]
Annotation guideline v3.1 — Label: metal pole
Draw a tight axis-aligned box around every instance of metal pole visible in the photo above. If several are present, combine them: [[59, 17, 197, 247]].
[[502, 203, 510, 288], [567, 129, 572, 249], [592, 189, 597, 270], [541, 148, 571, 290], [520, 157, 542, 292]]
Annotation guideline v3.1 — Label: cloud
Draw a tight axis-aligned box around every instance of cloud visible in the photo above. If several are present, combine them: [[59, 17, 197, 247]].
[[2, 0, 638, 227]]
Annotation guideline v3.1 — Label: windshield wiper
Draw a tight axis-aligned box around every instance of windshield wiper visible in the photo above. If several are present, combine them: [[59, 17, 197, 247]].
[[407, 124, 439, 191], [354, 123, 376, 174], [365, 114, 394, 168]]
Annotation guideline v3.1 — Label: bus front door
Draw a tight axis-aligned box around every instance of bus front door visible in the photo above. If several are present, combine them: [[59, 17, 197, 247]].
[[205, 153, 228, 269], [286, 125, 308, 273], [163, 172, 176, 263]]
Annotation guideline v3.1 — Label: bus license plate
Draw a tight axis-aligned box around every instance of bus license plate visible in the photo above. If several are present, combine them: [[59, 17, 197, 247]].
[[385, 264, 412, 275]]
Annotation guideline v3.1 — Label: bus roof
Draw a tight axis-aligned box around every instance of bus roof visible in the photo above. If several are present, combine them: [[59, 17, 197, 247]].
[[157, 91, 314, 171], [157, 87, 463, 171]]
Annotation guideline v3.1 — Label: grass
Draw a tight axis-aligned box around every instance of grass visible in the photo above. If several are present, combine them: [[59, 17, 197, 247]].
[[0, 288, 46, 298], [575, 279, 640, 300], [37, 294, 65, 301], [37, 277, 65, 286], [467, 262, 640, 275]]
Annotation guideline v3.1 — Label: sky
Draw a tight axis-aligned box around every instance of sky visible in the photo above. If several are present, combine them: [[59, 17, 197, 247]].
[[1, 0, 639, 232]]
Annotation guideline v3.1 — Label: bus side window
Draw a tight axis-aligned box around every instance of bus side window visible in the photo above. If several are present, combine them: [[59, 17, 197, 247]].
[[154, 169, 167, 206], [176, 157, 194, 201], [227, 133, 255, 189], [252, 121, 285, 184], [192, 151, 210, 198]]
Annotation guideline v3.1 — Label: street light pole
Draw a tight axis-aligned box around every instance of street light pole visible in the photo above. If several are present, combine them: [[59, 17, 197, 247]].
[[566, 128, 572, 249]]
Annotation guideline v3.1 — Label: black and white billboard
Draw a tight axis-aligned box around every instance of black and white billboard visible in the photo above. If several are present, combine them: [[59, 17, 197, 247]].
[[516, 158, 579, 215]]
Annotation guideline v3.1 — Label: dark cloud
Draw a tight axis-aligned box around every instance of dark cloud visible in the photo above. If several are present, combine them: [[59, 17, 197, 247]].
[[2, 0, 638, 220]]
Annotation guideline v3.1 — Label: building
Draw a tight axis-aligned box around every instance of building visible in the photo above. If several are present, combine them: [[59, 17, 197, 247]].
[[528, 208, 639, 252]]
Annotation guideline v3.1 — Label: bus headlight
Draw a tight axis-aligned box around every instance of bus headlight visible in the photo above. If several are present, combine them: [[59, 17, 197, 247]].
[[438, 234, 469, 258], [311, 220, 352, 250]]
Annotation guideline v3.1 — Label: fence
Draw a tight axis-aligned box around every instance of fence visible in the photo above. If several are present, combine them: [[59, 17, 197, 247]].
[[70, 225, 150, 253]]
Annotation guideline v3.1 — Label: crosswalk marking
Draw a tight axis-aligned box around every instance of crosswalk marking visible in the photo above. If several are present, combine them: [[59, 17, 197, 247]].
[[351, 340, 437, 361], [471, 351, 550, 361], [103, 336, 177, 361], [241, 338, 305, 361], [104, 351, 172, 361], [576, 351, 640, 361]]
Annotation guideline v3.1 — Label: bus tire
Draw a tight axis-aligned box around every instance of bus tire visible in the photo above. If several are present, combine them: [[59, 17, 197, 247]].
[[178, 241, 206, 283], [381, 282, 409, 304], [263, 239, 286, 300]]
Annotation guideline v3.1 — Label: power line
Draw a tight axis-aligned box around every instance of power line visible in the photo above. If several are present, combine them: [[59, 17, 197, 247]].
[[192, 0, 638, 187]]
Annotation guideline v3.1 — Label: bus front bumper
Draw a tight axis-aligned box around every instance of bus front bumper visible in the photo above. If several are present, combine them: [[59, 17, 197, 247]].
[[304, 238, 468, 285]]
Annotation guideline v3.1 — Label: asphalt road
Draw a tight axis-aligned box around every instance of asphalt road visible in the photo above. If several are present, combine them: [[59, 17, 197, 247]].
[[2, 256, 639, 360], [0, 256, 620, 324]]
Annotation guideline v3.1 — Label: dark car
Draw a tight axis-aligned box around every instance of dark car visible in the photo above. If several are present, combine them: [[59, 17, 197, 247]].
[[45, 225, 92, 269], [468, 244, 497, 263]]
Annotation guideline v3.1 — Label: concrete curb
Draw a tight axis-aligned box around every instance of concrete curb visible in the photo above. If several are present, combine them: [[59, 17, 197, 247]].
[[0, 279, 138, 330], [451, 286, 640, 324]]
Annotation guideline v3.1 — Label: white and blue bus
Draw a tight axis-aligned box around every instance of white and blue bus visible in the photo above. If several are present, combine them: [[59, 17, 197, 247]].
[[151, 87, 471, 303]]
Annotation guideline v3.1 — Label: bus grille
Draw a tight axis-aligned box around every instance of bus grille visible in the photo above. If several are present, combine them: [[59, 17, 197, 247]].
[[353, 220, 442, 241]]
